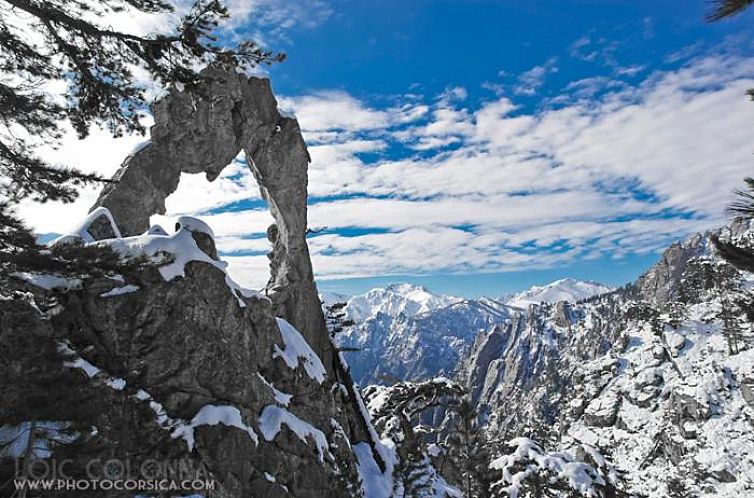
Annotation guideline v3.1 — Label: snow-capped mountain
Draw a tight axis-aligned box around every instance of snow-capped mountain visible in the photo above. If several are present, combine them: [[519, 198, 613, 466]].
[[505, 277, 613, 308], [337, 297, 514, 385], [333, 280, 612, 387], [461, 225, 754, 497], [343, 283, 461, 321]]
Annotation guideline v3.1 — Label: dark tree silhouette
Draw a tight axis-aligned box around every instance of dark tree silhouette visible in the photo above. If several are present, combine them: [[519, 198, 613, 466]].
[[707, 0, 754, 21], [711, 178, 754, 273], [443, 396, 493, 498], [707, 4, 754, 272]]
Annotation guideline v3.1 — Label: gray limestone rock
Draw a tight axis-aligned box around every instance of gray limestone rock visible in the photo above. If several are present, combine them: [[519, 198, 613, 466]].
[[634, 233, 710, 306], [671, 392, 711, 421], [741, 378, 754, 409], [0, 66, 390, 497]]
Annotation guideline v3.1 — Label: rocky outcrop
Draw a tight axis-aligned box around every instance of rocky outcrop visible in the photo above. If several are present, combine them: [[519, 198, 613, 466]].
[[92, 64, 329, 371], [0, 67, 396, 497], [1, 216, 377, 497], [634, 233, 710, 306]]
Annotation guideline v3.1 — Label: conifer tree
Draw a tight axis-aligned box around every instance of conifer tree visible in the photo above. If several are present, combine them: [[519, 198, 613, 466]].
[[444, 396, 492, 498], [707, 0, 754, 21], [363, 379, 463, 497]]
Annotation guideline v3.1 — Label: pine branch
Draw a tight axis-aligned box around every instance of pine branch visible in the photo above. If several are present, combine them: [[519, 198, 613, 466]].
[[711, 234, 754, 273], [728, 177, 754, 219], [707, 0, 754, 21]]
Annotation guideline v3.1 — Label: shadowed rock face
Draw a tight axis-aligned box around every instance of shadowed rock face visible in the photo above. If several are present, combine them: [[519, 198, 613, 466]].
[[91, 64, 330, 370], [0, 253, 362, 497]]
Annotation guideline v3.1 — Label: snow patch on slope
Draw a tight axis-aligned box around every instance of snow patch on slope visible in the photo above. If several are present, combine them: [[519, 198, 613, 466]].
[[173, 405, 259, 450], [273, 318, 327, 384], [258, 405, 331, 462]]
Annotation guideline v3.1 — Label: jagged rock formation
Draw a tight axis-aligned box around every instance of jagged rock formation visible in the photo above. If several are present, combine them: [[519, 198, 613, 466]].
[[333, 280, 611, 388], [2, 215, 374, 497], [0, 70, 406, 497], [461, 227, 754, 496], [92, 64, 329, 370]]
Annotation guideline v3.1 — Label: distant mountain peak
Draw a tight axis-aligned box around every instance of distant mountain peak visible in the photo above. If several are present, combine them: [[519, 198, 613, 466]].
[[344, 283, 461, 321], [506, 278, 613, 308]]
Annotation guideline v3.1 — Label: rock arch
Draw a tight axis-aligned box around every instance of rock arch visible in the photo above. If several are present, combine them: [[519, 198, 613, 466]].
[[91, 64, 330, 366]]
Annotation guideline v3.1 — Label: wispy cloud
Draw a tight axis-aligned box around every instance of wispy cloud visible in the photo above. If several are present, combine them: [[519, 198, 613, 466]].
[[514, 58, 559, 96], [278, 91, 427, 135], [17, 51, 754, 289]]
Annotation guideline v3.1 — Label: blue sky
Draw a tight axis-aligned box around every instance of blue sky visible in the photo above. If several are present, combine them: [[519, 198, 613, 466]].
[[18, 1, 754, 298]]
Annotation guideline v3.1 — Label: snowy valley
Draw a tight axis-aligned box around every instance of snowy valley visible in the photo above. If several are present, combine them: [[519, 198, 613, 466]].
[[326, 222, 754, 497]]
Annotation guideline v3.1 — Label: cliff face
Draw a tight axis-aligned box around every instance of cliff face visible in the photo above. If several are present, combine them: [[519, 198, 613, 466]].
[[337, 297, 513, 386], [1, 222, 361, 496], [0, 68, 394, 498]]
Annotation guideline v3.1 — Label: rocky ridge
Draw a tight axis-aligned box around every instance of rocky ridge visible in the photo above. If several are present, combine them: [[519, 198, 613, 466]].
[[462, 227, 754, 496]]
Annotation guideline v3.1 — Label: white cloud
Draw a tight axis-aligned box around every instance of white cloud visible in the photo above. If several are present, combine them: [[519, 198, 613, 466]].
[[278, 92, 426, 133], [15, 50, 754, 287], [515, 58, 559, 96]]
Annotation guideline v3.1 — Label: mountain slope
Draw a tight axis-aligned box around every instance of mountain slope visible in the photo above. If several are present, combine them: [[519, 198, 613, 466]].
[[462, 226, 754, 497], [338, 297, 514, 385], [0, 212, 393, 498]]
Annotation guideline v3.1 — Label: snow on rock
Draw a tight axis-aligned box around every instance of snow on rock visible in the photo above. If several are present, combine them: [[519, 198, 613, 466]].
[[146, 224, 168, 236], [106, 378, 127, 390], [352, 377, 396, 472], [101, 222, 218, 281], [257, 373, 293, 406], [175, 216, 215, 238], [58, 342, 100, 378], [560, 298, 754, 497], [354, 442, 393, 498], [506, 278, 613, 308], [273, 318, 327, 384], [57, 341, 204, 451], [90, 216, 267, 308], [135, 388, 185, 433], [258, 405, 330, 462], [15, 273, 82, 291], [100, 284, 140, 297], [344, 283, 461, 321], [127, 139, 151, 158], [51, 207, 122, 245], [173, 405, 259, 451], [663, 330, 686, 350], [37, 210, 258, 309]]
